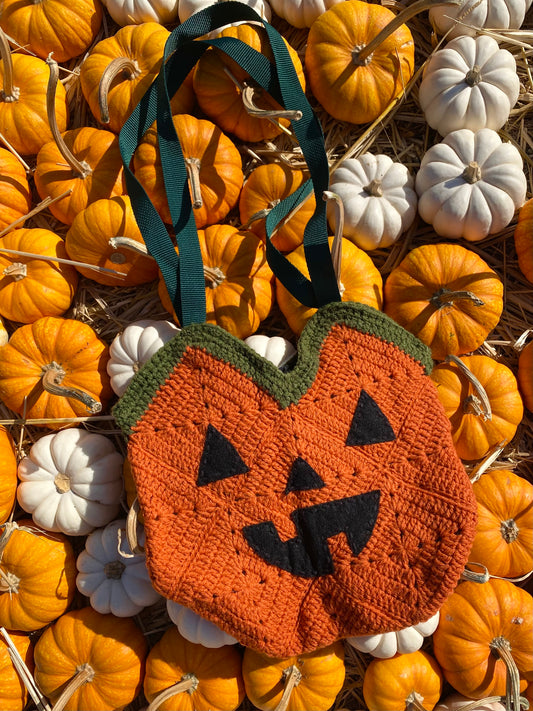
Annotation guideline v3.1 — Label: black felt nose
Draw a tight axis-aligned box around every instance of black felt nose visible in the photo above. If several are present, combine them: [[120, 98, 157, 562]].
[[285, 457, 325, 493]]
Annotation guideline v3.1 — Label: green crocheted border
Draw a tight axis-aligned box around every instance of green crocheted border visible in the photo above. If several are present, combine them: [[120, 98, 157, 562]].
[[113, 302, 433, 437]]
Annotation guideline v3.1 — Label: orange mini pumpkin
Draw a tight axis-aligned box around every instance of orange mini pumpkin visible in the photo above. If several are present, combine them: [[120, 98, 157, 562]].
[[0, 316, 111, 426], [433, 579, 532, 698], [305, 0, 415, 124], [514, 197, 532, 283], [0, 427, 17, 525], [34, 607, 147, 711], [144, 626, 245, 711], [0, 0, 103, 62], [0, 228, 79, 323], [193, 23, 306, 143], [384, 243, 504, 361], [239, 162, 317, 253], [0, 148, 31, 231], [65, 195, 159, 286], [0, 631, 34, 711], [276, 236, 383, 335], [363, 650, 443, 711], [158, 223, 274, 339], [468, 469, 533, 578], [80, 22, 195, 134], [0, 520, 77, 631], [133, 113, 243, 229], [430, 355, 524, 461], [518, 340, 533, 411]]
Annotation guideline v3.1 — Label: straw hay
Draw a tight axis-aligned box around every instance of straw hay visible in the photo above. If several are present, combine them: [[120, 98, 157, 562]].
[[2, 2, 532, 709]]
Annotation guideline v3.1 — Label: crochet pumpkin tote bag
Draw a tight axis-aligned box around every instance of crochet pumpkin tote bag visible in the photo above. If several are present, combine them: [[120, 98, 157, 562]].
[[115, 2, 477, 658]]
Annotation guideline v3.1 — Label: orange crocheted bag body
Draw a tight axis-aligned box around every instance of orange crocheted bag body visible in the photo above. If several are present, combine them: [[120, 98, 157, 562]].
[[115, 2, 477, 657]]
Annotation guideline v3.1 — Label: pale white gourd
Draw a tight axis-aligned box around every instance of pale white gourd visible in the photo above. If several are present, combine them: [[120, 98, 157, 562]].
[[107, 319, 180, 397], [17, 429, 123, 536], [328, 154, 418, 250], [435, 693, 506, 710], [77, 519, 162, 616], [419, 35, 520, 136], [178, 0, 272, 23], [267, 0, 344, 27], [167, 600, 238, 647], [415, 128, 526, 241], [347, 612, 440, 658], [244, 334, 296, 368], [429, 0, 529, 39], [100, 0, 179, 24]]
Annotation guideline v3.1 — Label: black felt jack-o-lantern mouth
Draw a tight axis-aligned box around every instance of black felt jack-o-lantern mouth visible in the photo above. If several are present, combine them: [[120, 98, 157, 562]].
[[197, 389, 395, 578]]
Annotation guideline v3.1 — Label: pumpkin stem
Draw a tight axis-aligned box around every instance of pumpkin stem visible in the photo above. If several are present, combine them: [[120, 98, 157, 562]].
[[501, 518, 520, 544], [54, 471, 71, 493], [0, 29, 19, 102], [204, 265, 226, 288], [446, 355, 492, 421], [40, 361, 102, 414], [363, 179, 384, 197], [108, 236, 151, 261], [465, 64, 482, 86], [352, 0, 461, 65], [241, 84, 303, 121], [185, 157, 203, 209], [147, 673, 200, 711], [0, 567, 20, 593], [51, 663, 95, 711], [275, 665, 302, 711], [98, 56, 141, 125], [405, 691, 427, 711], [430, 287, 485, 309], [323, 190, 345, 297], [126, 498, 145, 555], [45, 56, 92, 180], [489, 636, 521, 711], [243, 200, 281, 230], [2, 262, 27, 281], [462, 161, 482, 184]]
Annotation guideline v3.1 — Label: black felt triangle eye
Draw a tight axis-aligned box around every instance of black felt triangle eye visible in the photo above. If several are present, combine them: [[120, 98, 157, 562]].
[[285, 457, 325, 494], [197, 424, 249, 485], [346, 389, 396, 446]]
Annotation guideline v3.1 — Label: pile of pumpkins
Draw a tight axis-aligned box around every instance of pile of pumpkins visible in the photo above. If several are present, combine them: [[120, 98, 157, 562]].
[[0, 0, 532, 708]]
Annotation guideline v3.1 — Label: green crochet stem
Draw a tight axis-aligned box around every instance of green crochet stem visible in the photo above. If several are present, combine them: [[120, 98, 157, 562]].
[[114, 302, 433, 437]]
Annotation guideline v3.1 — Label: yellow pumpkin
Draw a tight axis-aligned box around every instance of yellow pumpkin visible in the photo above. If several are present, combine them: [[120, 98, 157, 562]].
[[0, 520, 77, 631], [276, 236, 383, 335]]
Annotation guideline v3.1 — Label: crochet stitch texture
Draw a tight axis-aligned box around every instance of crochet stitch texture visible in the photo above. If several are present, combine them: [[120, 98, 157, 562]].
[[114, 302, 477, 657]]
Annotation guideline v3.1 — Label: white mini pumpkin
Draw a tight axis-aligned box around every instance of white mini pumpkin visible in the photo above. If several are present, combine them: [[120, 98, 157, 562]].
[[107, 319, 180, 397], [435, 693, 506, 710], [100, 0, 179, 24], [347, 612, 440, 658], [267, 0, 345, 27], [415, 128, 527, 241], [166, 600, 238, 648], [429, 0, 530, 39], [244, 334, 296, 368], [328, 154, 418, 251], [76, 519, 161, 616], [178, 0, 272, 23], [17, 429, 123, 536], [419, 35, 520, 136]]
